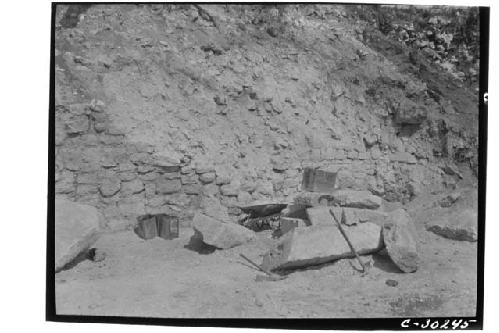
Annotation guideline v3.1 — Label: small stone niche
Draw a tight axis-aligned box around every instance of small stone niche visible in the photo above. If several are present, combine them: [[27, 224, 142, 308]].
[[134, 214, 179, 240]]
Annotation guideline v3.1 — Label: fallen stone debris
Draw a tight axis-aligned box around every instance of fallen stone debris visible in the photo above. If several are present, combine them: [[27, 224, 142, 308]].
[[58, 163, 431, 278], [426, 209, 477, 242], [192, 213, 256, 249], [261, 222, 383, 272], [218, 167, 421, 275], [382, 209, 419, 273]]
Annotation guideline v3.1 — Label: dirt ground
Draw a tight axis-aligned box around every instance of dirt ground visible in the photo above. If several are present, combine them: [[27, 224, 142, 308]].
[[55, 190, 477, 318]]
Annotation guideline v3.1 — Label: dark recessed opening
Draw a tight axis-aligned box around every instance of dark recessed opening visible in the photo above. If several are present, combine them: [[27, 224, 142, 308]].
[[134, 214, 179, 240]]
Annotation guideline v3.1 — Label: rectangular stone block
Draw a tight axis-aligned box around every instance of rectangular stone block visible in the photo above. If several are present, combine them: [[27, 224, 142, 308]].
[[301, 167, 337, 193], [261, 223, 383, 271], [183, 184, 202, 195], [156, 178, 182, 194], [294, 192, 335, 207], [307, 206, 389, 227], [332, 190, 382, 209]]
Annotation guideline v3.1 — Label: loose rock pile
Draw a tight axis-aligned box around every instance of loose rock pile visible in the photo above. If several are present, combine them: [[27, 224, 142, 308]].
[[186, 167, 422, 275]]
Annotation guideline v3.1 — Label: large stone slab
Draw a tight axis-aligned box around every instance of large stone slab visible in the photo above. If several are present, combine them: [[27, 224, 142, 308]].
[[301, 167, 337, 192], [55, 199, 104, 271], [332, 190, 382, 209], [294, 192, 335, 207], [294, 190, 383, 210], [383, 209, 419, 273], [308, 206, 389, 227], [239, 201, 288, 217], [261, 223, 383, 271], [427, 209, 477, 242], [192, 213, 256, 249]]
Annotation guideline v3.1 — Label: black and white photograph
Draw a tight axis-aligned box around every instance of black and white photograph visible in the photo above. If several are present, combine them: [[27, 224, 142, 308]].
[[41, 1, 494, 330]]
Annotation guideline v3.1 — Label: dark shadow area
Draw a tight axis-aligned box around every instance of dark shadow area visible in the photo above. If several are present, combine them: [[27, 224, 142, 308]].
[[240, 203, 287, 217], [396, 123, 421, 137], [282, 204, 309, 220], [55, 248, 92, 273], [183, 230, 217, 255], [372, 253, 404, 273], [275, 260, 339, 276]]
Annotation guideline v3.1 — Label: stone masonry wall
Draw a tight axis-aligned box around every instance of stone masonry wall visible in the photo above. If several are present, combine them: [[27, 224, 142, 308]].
[[55, 99, 448, 231]]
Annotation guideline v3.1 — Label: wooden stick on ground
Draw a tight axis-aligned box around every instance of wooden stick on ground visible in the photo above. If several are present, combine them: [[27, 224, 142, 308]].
[[329, 208, 366, 273], [239, 253, 284, 280]]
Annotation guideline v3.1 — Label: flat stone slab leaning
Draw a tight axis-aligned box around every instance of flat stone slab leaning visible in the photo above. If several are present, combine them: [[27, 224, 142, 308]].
[[261, 223, 383, 272], [55, 199, 104, 272], [382, 209, 419, 273], [192, 212, 256, 249]]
